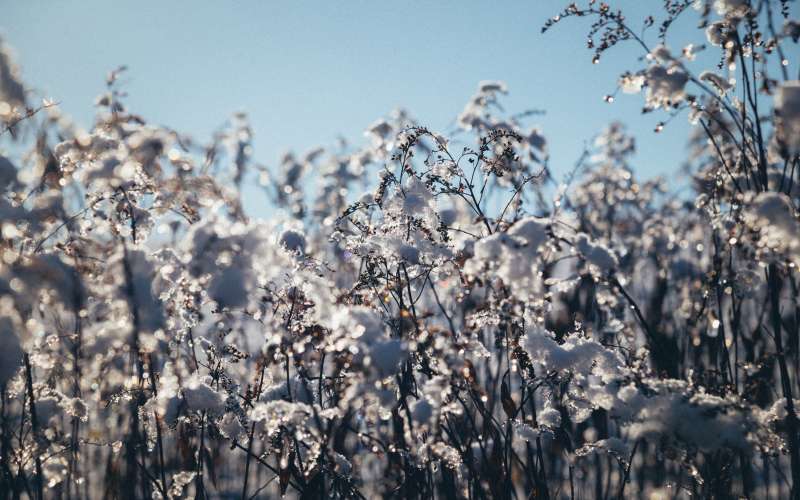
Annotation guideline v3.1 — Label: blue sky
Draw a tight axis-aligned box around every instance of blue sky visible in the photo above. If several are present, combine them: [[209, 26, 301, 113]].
[[3, 1, 778, 215]]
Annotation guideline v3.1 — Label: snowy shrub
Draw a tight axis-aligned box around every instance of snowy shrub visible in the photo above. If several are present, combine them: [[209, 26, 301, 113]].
[[0, 1, 799, 498]]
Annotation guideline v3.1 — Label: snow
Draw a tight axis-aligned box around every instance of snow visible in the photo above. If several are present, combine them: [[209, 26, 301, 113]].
[[700, 70, 733, 95], [575, 234, 618, 273], [183, 377, 225, 413], [745, 191, 800, 263], [776, 81, 800, 154], [645, 63, 689, 109]]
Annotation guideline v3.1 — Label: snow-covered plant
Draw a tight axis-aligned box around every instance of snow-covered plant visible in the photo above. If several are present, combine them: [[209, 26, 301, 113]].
[[0, 1, 799, 497]]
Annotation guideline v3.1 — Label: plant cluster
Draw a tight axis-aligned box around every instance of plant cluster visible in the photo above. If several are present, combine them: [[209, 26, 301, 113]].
[[1, 1, 800, 498]]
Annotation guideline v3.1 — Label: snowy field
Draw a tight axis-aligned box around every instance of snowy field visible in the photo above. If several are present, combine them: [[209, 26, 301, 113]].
[[1, 1, 800, 498]]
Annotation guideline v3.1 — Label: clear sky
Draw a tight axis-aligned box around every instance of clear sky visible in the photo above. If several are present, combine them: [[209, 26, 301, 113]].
[[4, 0, 787, 216]]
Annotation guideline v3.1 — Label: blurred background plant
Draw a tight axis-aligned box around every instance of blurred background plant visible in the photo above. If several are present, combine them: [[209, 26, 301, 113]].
[[0, 1, 799, 498]]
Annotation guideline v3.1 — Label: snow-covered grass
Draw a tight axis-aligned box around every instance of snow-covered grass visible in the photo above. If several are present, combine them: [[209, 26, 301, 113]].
[[1, 1, 799, 498]]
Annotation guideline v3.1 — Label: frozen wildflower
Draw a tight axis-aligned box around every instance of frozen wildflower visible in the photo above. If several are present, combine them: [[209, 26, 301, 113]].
[[761, 398, 800, 425], [744, 192, 800, 263], [506, 216, 549, 250], [775, 81, 800, 154], [0, 13, 798, 496], [363, 109, 414, 159], [525, 329, 625, 383], [706, 21, 732, 46], [575, 233, 617, 273], [169, 471, 197, 499], [397, 175, 435, 216], [114, 249, 165, 333], [260, 377, 314, 404], [682, 43, 699, 61], [645, 63, 689, 109], [477, 80, 508, 94], [538, 406, 562, 429], [458, 80, 508, 130], [330, 306, 407, 376], [426, 441, 462, 469], [649, 44, 674, 64], [330, 306, 386, 343], [151, 362, 182, 425], [619, 72, 645, 94], [0, 38, 26, 120], [464, 216, 550, 297], [61, 397, 88, 421], [365, 118, 394, 151], [42, 457, 69, 489], [784, 19, 800, 42], [466, 233, 530, 286], [699, 70, 733, 95], [18, 254, 82, 308], [218, 413, 245, 441], [250, 400, 312, 435], [34, 395, 61, 425], [180, 213, 301, 310], [513, 420, 541, 442], [623, 381, 765, 453], [182, 376, 225, 414], [575, 438, 630, 466], [527, 127, 548, 153], [714, 0, 750, 18]]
